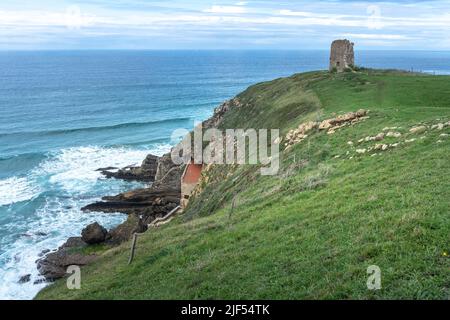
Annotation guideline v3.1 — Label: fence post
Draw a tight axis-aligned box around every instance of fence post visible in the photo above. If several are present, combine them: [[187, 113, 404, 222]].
[[128, 233, 139, 265]]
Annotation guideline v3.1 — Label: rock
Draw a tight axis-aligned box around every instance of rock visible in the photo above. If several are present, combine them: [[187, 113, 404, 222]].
[[405, 138, 416, 143], [155, 153, 178, 182], [285, 110, 368, 147], [81, 223, 107, 245], [33, 278, 48, 285], [375, 133, 385, 141], [431, 123, 444, 130], [386, 131, 402, 138], [101, 154, 159, 182], [18, 274, 31, 284], [298, 121, 318, 134], [106, 214, 150, 245], [439, 133, 449, 138], [356, 149, 366, 154], [203, 98, 241, 129], [410, 126, 427, 134], [38, 249, 51, 257], [383, 127, 399, 131], [96, 166, 118, 172], [37, 251, 97, 280], [60, 237, 86, 249], [82, 164, 182, 220], [319, 119, 333, 130]]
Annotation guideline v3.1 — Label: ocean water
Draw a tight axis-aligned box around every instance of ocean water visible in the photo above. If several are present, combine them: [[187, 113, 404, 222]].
[[1, 50, 450, 300]]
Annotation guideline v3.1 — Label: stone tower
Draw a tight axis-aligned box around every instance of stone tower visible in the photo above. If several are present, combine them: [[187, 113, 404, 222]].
[[329, 39, 354, 72]]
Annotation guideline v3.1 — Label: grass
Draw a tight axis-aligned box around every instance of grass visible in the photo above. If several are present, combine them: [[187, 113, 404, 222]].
[[37, 70, 450, 300]]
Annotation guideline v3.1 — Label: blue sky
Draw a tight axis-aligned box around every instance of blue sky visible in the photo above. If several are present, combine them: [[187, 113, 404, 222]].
[[1, 0, 449, 50]]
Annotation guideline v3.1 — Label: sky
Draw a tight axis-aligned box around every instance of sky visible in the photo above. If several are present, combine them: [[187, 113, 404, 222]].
[[0, 0, 449, 50]]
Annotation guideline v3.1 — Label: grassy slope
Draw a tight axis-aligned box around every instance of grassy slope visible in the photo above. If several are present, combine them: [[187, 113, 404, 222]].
[[37, 70, 450, 300]]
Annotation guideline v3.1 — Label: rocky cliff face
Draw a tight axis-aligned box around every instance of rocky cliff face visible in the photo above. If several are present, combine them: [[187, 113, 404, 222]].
[[203, 98, 241, 129]]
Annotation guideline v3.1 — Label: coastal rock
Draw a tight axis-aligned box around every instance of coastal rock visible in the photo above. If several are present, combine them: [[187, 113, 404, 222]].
[[101, 154, 159, 182], [37, 251, 97, 280], [203, 98, 242, 129], [106, 214, 147, 245], [155, 153, 178, 182], [81, 223, 107, 245], [60, 237, 86, 249], [82, 164, 182, 220], [18, 274, 31, 284], [37, 236, 98, 280]]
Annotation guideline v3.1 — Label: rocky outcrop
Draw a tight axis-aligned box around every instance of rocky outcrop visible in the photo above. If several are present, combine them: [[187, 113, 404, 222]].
[[154, 153, 178, 182], [203, 98, 242, 129], [100, 154, 159, 182], [83, 156, 182, 221], [284, 110, 369, 149], [106, 214, 147, 245], [36, 237, 96, 280], [81, 223, 107, 245]]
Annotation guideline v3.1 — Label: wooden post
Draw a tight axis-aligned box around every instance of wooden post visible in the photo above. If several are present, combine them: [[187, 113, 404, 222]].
[[128, 233, 138, 265], [229, 195, 237, 221]]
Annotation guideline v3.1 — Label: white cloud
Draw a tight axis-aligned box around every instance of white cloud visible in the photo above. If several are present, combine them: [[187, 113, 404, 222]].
[[279, 10, 314, 17], [203, 5, 246, 14], [342, 34, 413, 40]]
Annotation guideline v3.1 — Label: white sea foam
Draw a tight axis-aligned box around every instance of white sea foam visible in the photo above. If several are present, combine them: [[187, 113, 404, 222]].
[[0, 176, 40, 206], [0, 144, 172, 300]]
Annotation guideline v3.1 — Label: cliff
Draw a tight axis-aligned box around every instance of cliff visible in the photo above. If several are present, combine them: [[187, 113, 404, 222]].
[[37, 69, 450, 300]]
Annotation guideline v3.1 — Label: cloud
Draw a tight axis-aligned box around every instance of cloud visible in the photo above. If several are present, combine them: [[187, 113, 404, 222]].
[[1, 0, 450, 49], [342, 33, 413, 40], [203, 6, 246, 14], [278, 10, 315, 17]]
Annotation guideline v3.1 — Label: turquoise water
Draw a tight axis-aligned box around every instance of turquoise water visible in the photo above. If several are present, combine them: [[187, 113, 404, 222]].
[[1, 50, 449, 299]]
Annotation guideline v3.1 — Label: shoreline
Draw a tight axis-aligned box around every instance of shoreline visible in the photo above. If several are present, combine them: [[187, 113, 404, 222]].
[[32, 97, 234, 294]]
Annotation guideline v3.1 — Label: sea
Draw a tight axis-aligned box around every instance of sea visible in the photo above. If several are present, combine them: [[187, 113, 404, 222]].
[[1, 50, 449, 299]]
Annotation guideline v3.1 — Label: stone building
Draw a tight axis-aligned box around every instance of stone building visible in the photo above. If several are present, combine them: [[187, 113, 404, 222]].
[[329, 39, 355, 72]]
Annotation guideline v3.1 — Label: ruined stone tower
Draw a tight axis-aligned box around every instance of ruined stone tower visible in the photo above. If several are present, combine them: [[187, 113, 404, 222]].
[[329, 39, 354, 72]]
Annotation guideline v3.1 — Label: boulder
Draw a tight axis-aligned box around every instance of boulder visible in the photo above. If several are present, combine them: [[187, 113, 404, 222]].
[[81, 223, 107, 245], [18, 274, 31, 284], [409, 126, 427, 134], [386, 131, 402, 138]]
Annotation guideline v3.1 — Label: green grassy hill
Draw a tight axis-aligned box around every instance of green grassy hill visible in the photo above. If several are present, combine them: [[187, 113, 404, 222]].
[[37, 70, 450, 300]]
